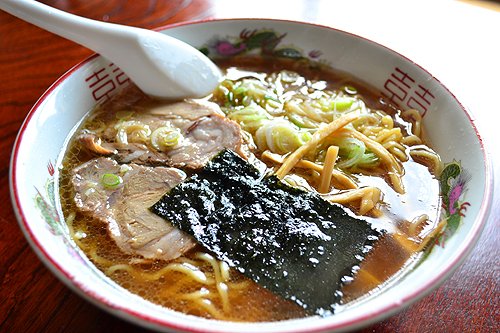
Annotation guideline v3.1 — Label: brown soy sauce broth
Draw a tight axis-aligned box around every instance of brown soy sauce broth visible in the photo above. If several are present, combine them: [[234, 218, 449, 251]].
[[340, 159, 441, 302], [58, 55, 442, 321]]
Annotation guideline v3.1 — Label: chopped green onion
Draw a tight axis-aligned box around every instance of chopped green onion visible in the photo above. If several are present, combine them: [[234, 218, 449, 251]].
[[335, 138, 379, 169], [331, 97, 355, 111], [336, 138, 366, 169], [101, 173, 123, 189], [358, 152, 378, 166], [151, 126, 182, 151], [343, 85, 358, 95], [265, 98, 283, 111], [221, 79, 234, 89], [233, 85, 247, 95], [115, 120, 151, 145], [273, 125, 302, 153], [241, 95, 252, 106], [227, 105, 271, 133], [255, 119, 311, 154], [300, 131, 313, 143], [227, 91, 234, 104]]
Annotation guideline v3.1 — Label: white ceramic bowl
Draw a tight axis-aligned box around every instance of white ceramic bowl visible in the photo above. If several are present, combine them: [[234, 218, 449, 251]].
[[10, 19, 493, 332]]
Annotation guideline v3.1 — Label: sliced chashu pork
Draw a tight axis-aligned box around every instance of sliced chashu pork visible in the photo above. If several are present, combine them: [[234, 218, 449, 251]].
[[72, 157, 196, 261], [78, 99, 244, 169]]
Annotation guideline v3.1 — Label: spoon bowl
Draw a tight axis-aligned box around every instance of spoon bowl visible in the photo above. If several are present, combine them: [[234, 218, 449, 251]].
[[0, 0, 221, 99]]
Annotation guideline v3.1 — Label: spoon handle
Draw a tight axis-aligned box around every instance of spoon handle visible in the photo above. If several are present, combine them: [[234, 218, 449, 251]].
[[0, 0, 140, 57], [0, 0, 222, 99]]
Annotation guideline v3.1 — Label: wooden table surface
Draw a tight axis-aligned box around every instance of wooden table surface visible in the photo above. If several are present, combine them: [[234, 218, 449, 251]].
[[1, 0, 498, 332]]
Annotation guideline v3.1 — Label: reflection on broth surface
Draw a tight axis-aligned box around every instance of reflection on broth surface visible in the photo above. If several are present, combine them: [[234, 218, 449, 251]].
[[59, 56, 443, 321]]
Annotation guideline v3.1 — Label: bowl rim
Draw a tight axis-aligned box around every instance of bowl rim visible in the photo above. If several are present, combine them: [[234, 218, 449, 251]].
[[9, 17, 494, 333]]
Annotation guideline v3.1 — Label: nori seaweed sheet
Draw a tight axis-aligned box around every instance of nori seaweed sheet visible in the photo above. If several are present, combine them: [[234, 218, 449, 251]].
[[151, 150, 381, 316]]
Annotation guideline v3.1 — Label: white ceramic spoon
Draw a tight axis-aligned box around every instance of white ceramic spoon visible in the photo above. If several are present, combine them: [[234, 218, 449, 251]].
[[0, 0, 222, 99]]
